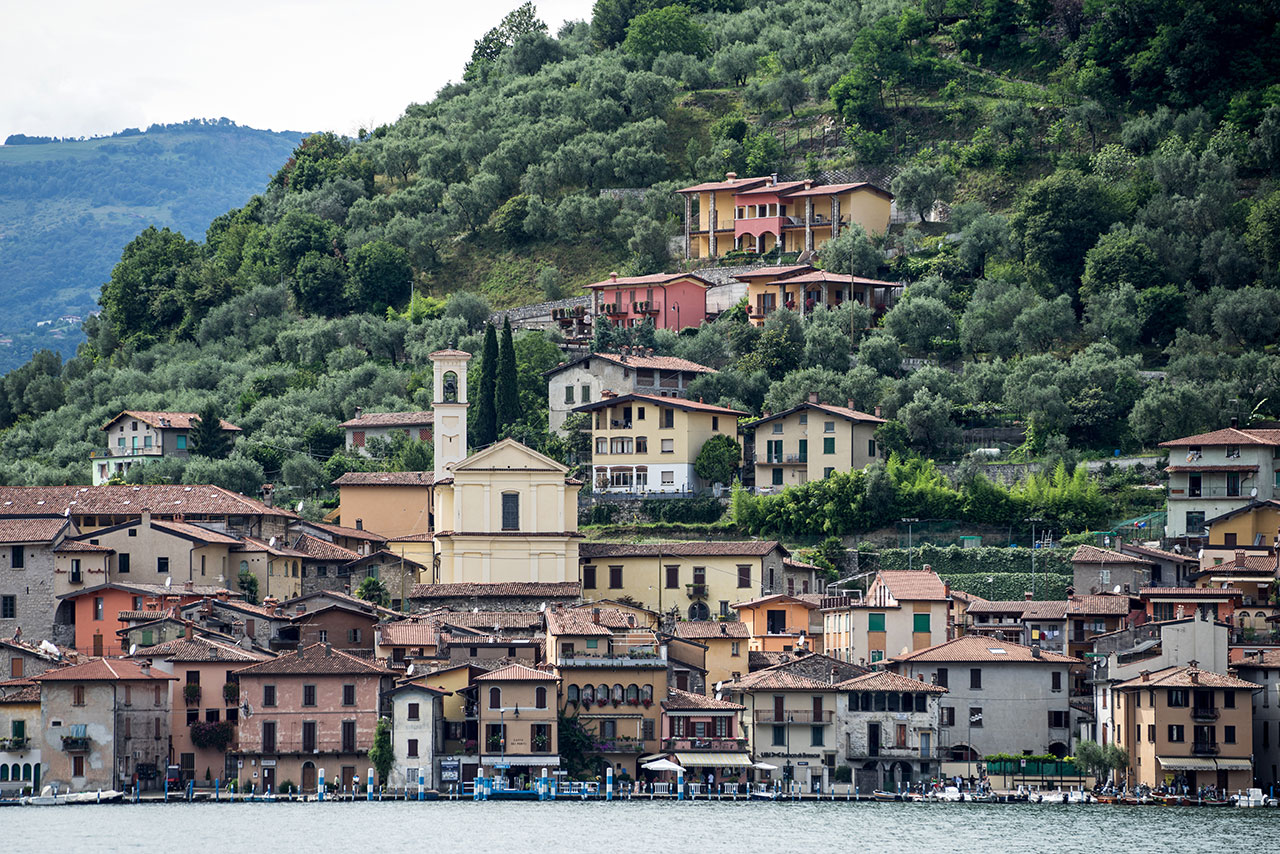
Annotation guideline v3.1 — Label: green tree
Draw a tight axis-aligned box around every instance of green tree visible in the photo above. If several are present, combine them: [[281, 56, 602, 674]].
[[892, 163, 956, 223], [466, 1, 547, 80], [1080, 229, 1167, 302], [355, 576, 390, 608], [347, 241, 412, 314], [368, 717, 394, 785], [291, 251, 348, 316], [622, 5, 708, 59], [99, 226, 201, 345], [819, 224, 881, 278], [237, 567, 259, 605], [857, 333, 903, 377], [1246, 190, 1280, 283], [899, 389, 960, 457], [1011, 171, 1126, 300], [882, 296, 953, 353], [694, 433, 741, 485], [474, 323, 500, 447], [189, 402, 234, 459], [496, 318, 520, 432]]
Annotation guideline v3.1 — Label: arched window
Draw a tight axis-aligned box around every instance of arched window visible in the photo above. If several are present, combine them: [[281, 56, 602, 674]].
[[597, 683, 609, 706], [688, 601, 710, 621], [581, 684, 594, 705], [21, 763, 31, 781], [239, 560, 248, 573], [489, 686, 502, 710], [443, 371, 459, 402], [501, 492, 519, 531], [626, 684, 639, 704], [567, 684, 580, 705], [612, 684, 624, 705], [535, 686, 547, 709], [0, 764, 8, 781], [641, 684, 653, 704]]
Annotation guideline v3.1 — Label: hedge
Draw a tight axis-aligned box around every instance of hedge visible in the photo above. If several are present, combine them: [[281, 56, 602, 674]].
[[874, 545, 1073, 577]]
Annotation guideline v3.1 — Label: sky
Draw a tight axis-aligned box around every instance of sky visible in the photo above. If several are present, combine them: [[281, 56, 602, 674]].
[[1, 0, 597, 142]]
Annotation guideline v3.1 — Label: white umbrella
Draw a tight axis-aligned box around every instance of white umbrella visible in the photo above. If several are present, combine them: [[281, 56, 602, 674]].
[[753, 761, 778, 770], [642, 758, 683, 772]]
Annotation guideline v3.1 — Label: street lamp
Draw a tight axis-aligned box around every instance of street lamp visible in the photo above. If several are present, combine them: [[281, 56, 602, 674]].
[[1026, 517, 1045, 598], [784, 712, 794, 792], [967, 711, 983, 790], [901, 519, 919, 571]]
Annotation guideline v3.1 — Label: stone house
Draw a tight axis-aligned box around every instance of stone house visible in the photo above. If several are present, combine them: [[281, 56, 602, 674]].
[[0, 636, 71, 681], [837, 669, 946, 792], [387, 678, 448, 790], [0, 518, 69, 646], [1071, 544, 1154, 595]]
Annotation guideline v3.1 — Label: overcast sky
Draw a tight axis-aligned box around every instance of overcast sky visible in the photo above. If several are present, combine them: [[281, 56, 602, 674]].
[[1, 0, 596, 141]]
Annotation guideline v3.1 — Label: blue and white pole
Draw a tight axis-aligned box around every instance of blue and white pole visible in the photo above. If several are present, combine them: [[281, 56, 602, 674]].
[[676, 767, 684, 801], [418, 768, 425, 801], [367, 768, 375, 801], [606, 766, 614, 801], [318, 767, 325, 801]]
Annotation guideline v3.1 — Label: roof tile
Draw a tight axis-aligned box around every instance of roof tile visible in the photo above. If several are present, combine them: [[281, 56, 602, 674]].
[[892, 636, 1080, 664]]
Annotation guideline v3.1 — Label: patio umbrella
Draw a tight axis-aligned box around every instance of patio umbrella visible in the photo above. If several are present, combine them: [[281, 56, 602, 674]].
[[642, 759, 684, 772], [753, 761, 778, 770]]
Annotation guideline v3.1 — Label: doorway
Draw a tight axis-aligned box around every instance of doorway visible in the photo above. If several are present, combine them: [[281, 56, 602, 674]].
[[262, 766, 275, 792], [302, 761, 317, 792]]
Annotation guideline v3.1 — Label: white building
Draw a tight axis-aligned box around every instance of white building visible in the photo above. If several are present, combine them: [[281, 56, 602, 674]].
[[340, 409, 434, 457], [387, 679, 447, 791], [1160, 425, 1280, 539], [93, 410, 242, 485], [544, 352, 715, 435]]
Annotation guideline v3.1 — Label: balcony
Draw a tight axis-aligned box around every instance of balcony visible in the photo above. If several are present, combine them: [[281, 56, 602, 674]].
[[634, 301, 659, 315], [91, 446, 164, 459], [662, 737, 746, 752], [1191, 707, 1219, 721], [61, 736, 90, 752], [603, 303, 625, 316], [242, 735, 367, 755], [850, 744, 924, 760], [686, 583, 708, 598], [0, 737, 29, 751], [1192, 742, 1220, 756], [754, 710, 833, 724], [558, 640, 667, 668], [764, 453, 806, 465]]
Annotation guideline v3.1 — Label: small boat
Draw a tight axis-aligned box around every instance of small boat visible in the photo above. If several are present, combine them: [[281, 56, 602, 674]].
[[22, 786, 68, 806], [1233, 788, 1276, 808], [65, 790, 123, 804], [873, 791, 901, 802]]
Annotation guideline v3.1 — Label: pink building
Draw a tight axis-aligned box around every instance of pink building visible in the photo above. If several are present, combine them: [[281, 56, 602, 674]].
[[585, 273, 712, 332], [657, 688, 751, 785]]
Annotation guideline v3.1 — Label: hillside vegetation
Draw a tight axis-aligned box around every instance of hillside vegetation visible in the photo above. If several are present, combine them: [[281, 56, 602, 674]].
[[0, 0, 1278, 542]]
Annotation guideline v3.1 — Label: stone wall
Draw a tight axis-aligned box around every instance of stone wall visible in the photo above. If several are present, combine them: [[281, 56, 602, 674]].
[[0, 543, 58, 645]]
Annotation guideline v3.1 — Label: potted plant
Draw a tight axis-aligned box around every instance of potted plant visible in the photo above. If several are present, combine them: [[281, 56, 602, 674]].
[[223, 682, 239, 704], [184, 684, 202, 705], [597, 697, 608, 707], [641, 698, 652, 708]]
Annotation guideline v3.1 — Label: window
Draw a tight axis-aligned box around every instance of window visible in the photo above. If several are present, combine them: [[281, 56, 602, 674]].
[[660, 471, 674, 485], [1147, 724, 1156, 742], [1224, 725, 1236, 744], [824, 467, 834, 477], [970, 669, 982, 690], [73, 685, 85, 706], [636, 437, 648, 453], [1052, 671, 1062, 691], [823, 437, 835, 454], [693, 566, 706, 586], [407, 738, 419, 758], [0, 596, 14, 620], [771, 468, 783, 486], [661, 438, 674, 453], [157, 556, 169, 574], [731, 641, 741, 657], [1048, 710, 1069, 728], [73, 756, 84, 777], [342, 684, 356, 706], [9, 546, 23, 569], [968, 708, 983, 727], [940, 707, 955, 726], [868, 439, 877, 457], [913, 613, 930, 633], [1224, 690, 1236, 709], [535, 686, 547, 709], [642, 718, 655, 741], [868, 613, 885, 632], [581, 385, 592, 404], [262, 721, 277, 752], [154, 685, 162, 706], [407, 702, 420, 721], [565, 386, 575, 404], [661, 408, 674, 428], [489, 686, 502, 709], [501, 493, 519, 531], [772, 725, 785, 746], [318, 630, 329, 643], [303, 685, 316, 707], [596, 437, 608, 455], [1168, 689, 1188, 708], [118, 553, 130, 574], [712, 416, 719, 431], [811, 726, 824, 747], [1168, 724, 1185, 742], [737, 564, 751, 588], [665, 565, 680, 589], [609, 565, 623, 589], [583, 565, 597, 589], [1185, 511, 1205, 534], [347, 628, 361, 645], [93, 597, 104, 620]]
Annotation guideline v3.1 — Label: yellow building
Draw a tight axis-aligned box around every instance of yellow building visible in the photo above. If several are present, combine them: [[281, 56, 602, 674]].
[[577, 541, 816, 620], [748, 397, 885, 491], [729, 663, 839, 789], [474, 663, 561, 774], [1113, 665, 1259, 792], [821, 569, 952, 666], [672, 620, 750, 687], [734, 593, 824, 654], [575, 393, 745, 496], [333, 472, 434, 540]]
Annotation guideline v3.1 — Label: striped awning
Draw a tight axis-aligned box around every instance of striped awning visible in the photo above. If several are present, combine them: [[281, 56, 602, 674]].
[[481, 755, 561, 767], [1157, 756, 1252, 771], [673, 752, 753, 768]]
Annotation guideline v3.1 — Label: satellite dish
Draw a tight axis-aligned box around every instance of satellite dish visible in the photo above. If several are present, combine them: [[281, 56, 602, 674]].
[[129, 643, 137, 656], [296, 500, 305, 513], [538, 602, 547, 612], [63, 507, 70, 517], [1197, 549, 1205, 560], [165, 576, 172, 588], [269, 536, 277, 548], [1251, 487, 1259, 498], [1113, 585, 1122, 595], [406, 664, 415, 676], [715, 680, 723, 693]]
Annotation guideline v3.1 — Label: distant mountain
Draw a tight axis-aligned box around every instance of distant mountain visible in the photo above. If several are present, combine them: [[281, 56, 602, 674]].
[[0, 118, 305, 372]]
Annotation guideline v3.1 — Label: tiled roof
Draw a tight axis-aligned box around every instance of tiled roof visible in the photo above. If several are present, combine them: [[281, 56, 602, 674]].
[[590, 353, 716, 374], [0, 485, 292, 518], [339, 410, 434, 428], [1072, 544, 1154, 565], [302, 522, 388, 543], [1020, 601, 1069, 620], [53, 538, 112, 553], [965, 600, 1035, 615], [949, 590, 987, 605], [676, 175, 772, 194], [34, 658, 176, 681], [1138, 587, 1243, 598], [293, 533, 361, 562], [1236, 650, 1280, 668], [1164, 464, 1258, 473], [785, 182, 892, 199], [584, 272, 709, 289], [783, 557, 823, 572], [1191, 554, 1278, 576], [473, 663, 559, 682], [545, 607, 632, 636], [837, 670, 947, 694], [410, 582, 580, 599], [1067, 594, 1136, 615], [733, 180, 810, 197], [237, 535, 309, 558], [388, 532, 435, 542], [964, 599, 1067, 620], [232, 643, 391, 676], [377, 620, 439, 647], [429, 349, 473, 358], [440, 611, 544, 631], [331, 471, 435, 487], [748, 650, 791, 670], [118, 610, 173, 621], [876, 570, 949, 601], [1121, 544, 1194, 563], [1160, 428, 1280, 447], [672, 621, 750, 640], [152, 520, 244, 545], [731, 669, 835, 691], [662, 688, 744, 711], [0, 679, 40, 703], [732, 593, 820, 610], [580, 540, 781, 559], [103, 410, 241, 432], [573, 393, 745, 416], [747, 401, 884, 429], [0, 517, 67, 544], [732, 264, 813, 280], [134, 636, 269, 663], [59, 582, 228, 600], [892, 636, 1080, 665], [1116, 666, 1261, 691]]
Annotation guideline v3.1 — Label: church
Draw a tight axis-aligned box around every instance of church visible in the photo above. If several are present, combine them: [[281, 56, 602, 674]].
[[338, 349, 582, 587]]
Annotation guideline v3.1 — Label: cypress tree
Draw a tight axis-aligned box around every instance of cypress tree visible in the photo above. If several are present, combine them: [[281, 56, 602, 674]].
[[473, 323, 499, 447], [189, 402, 232, 459], [496, 317, 520, 432]]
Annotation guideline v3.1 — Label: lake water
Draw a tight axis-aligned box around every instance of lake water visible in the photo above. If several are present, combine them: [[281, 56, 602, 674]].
[[8, 800, 1275, 853]]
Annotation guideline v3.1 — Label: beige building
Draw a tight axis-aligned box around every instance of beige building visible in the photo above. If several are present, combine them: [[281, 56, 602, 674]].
[[730, 665, 838, 791], [339, 409, 433, 457], [333, 472, 435, 541], [474, 663, 560, 774], [576, 393, 745, 496], [822, 569, 951, 666], [93, 410, 242, 485], [1113, 664, 1259, 792], [544, 352, 716, 435], [671, 620, 750, 687], [748, 397, 885, 492]]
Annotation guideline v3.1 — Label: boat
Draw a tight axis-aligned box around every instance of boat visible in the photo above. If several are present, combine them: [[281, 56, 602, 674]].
[[929, 786, 963, 802], [22, 786, 68, 806], [873, 791, 902, 802], [65, 790, 123, 804], [1233, 788, 1277, 808]]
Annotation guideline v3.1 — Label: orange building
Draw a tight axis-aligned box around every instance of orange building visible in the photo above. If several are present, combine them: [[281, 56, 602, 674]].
[[734, 593, 824, 654], [58, 583, 224, 657]]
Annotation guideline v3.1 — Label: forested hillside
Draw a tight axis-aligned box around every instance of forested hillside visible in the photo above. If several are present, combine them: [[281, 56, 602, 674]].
[[1, 0, 1278, 542], [0, 119, 304, 372]]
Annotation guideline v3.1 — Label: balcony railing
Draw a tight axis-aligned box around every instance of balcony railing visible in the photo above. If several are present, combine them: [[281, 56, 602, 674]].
[[241, 736, 366, 755], [1192, 742, 1220, 755], [850, 744, 925, 760], [663, 737, 746, 751], [754, 710, 833, 724], [61, 736, 90, 752], [0, 737, 30, 751], [1191, 707, 1220, 721], [686, 583, 708, 598], [559, 647, 667, 667], [603, 303, 625, 316]]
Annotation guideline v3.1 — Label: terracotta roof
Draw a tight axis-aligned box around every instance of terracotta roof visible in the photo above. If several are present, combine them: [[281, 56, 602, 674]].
[[0, 485, 293, 518], [732, 593, 820, 610], [837, 670, 947, 693], [573, 393, 746, 416], [731, 669, 835, 691], [59, 582, 228, 600], [785, 182, 892, 199], [331, 471, 435, 487], [892, 636, 1080, 665], [1121, 544, 1194, 563], [134, 636, 269, 663], [118, 610, 172, 621], [302, 522, 387, 543], [377, 620, 440, 647], [734, 180, 810, 197], [152, 520, 244, 545], [237, 535, 309, 559], [233, 643, 391, 676], [34, 658, 176, 681], [965, 599, 1035, 615], [783, 557, 822, 572], [675, 175, 772, 194], [103, 410, 241, 432], [747, 401, 884, 429], [1021, 601, 1069, 620], [1067, 594, 1136, 615], [1116, 666, 1261, 691], [388, 532, 435, 542], [0, 517, 67, 543], [1072, 544, 1154, 565], [1160, 428, 1280, 448], [53, 538, 112, 553], [440, 611, 544, 631], [876, 570, 949, 601], [949, 590, 987, 605], [0, 679, 41, 703], [1190, 554, 1278, 577], [293, 533, 361, 562], [545, 607, 633, 636], [580, 540, 781, 559], [473, 663, 559, 682], [662, 688, 744, 711], [732, 264, 813, 280], [409, 582, 580, 599], [1236, 650, 1280, 668], [339, 410, 434, 429], [1139, 587, 1243, 598], [672, 620, 749, 640], [584, 272, 710, 289], [190, 599, 282, 619], [583, 353, 716, 374]]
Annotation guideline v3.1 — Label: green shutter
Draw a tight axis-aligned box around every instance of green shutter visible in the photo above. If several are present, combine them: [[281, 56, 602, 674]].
[[913, 613, 930, 633], [868, 613, 885, 632], [823, 437, 835, 454]]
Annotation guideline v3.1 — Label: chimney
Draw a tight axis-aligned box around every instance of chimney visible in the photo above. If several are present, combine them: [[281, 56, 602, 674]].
[[609, 272, 619, 282], [184, 622, 193, 640], [725, 172, 737, 181], [260, 483, 274, 507], [324, 642, 332, 656], [874, 406, 882, 418], [295, 604, 306, 614], [1189, 669, 1199, 684], [184, 580, 194, 592], [848, 399, 856, 411], [1140, 669, 1150, 682], [262, 596, 278, 610], [1230, 415, 1239, 428], [771, 172, 779, 185], [354, 406, 363, 419], [1031, 646, 1041, 658], [1024, 591, 1034, 601], [139, 660, 150, 675], [923, 564, 932, 573], [1235, 549, 1246, 566], [592, 608, 601, 624], [808, 392, 819, 404], [141, 508, 152, 528]]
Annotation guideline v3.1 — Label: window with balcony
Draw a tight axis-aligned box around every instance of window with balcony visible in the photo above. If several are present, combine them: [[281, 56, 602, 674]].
[[1188, 474, 1202, 498]]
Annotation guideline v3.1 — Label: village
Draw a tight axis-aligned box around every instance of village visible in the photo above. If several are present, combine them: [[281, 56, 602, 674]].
[[0, 331, 1276, 808]]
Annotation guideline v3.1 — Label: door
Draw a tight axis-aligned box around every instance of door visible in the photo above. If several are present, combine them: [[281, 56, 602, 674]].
[[868, 723, 881, 757], [262, 766, 275, 792], [92, 634, 103, 657], [302, 762, 317, 793]]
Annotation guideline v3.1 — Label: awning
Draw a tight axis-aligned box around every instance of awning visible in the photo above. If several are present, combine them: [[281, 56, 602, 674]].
[[578, 713, 643, 720], [1157, 756, 1252, 771], [481, 755, 561, 767], [673, 752, 753, 768], [638, 753, 668, 764]]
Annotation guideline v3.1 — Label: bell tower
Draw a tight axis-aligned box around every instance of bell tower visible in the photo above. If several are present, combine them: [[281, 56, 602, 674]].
[[430, 349, 471, 479]]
